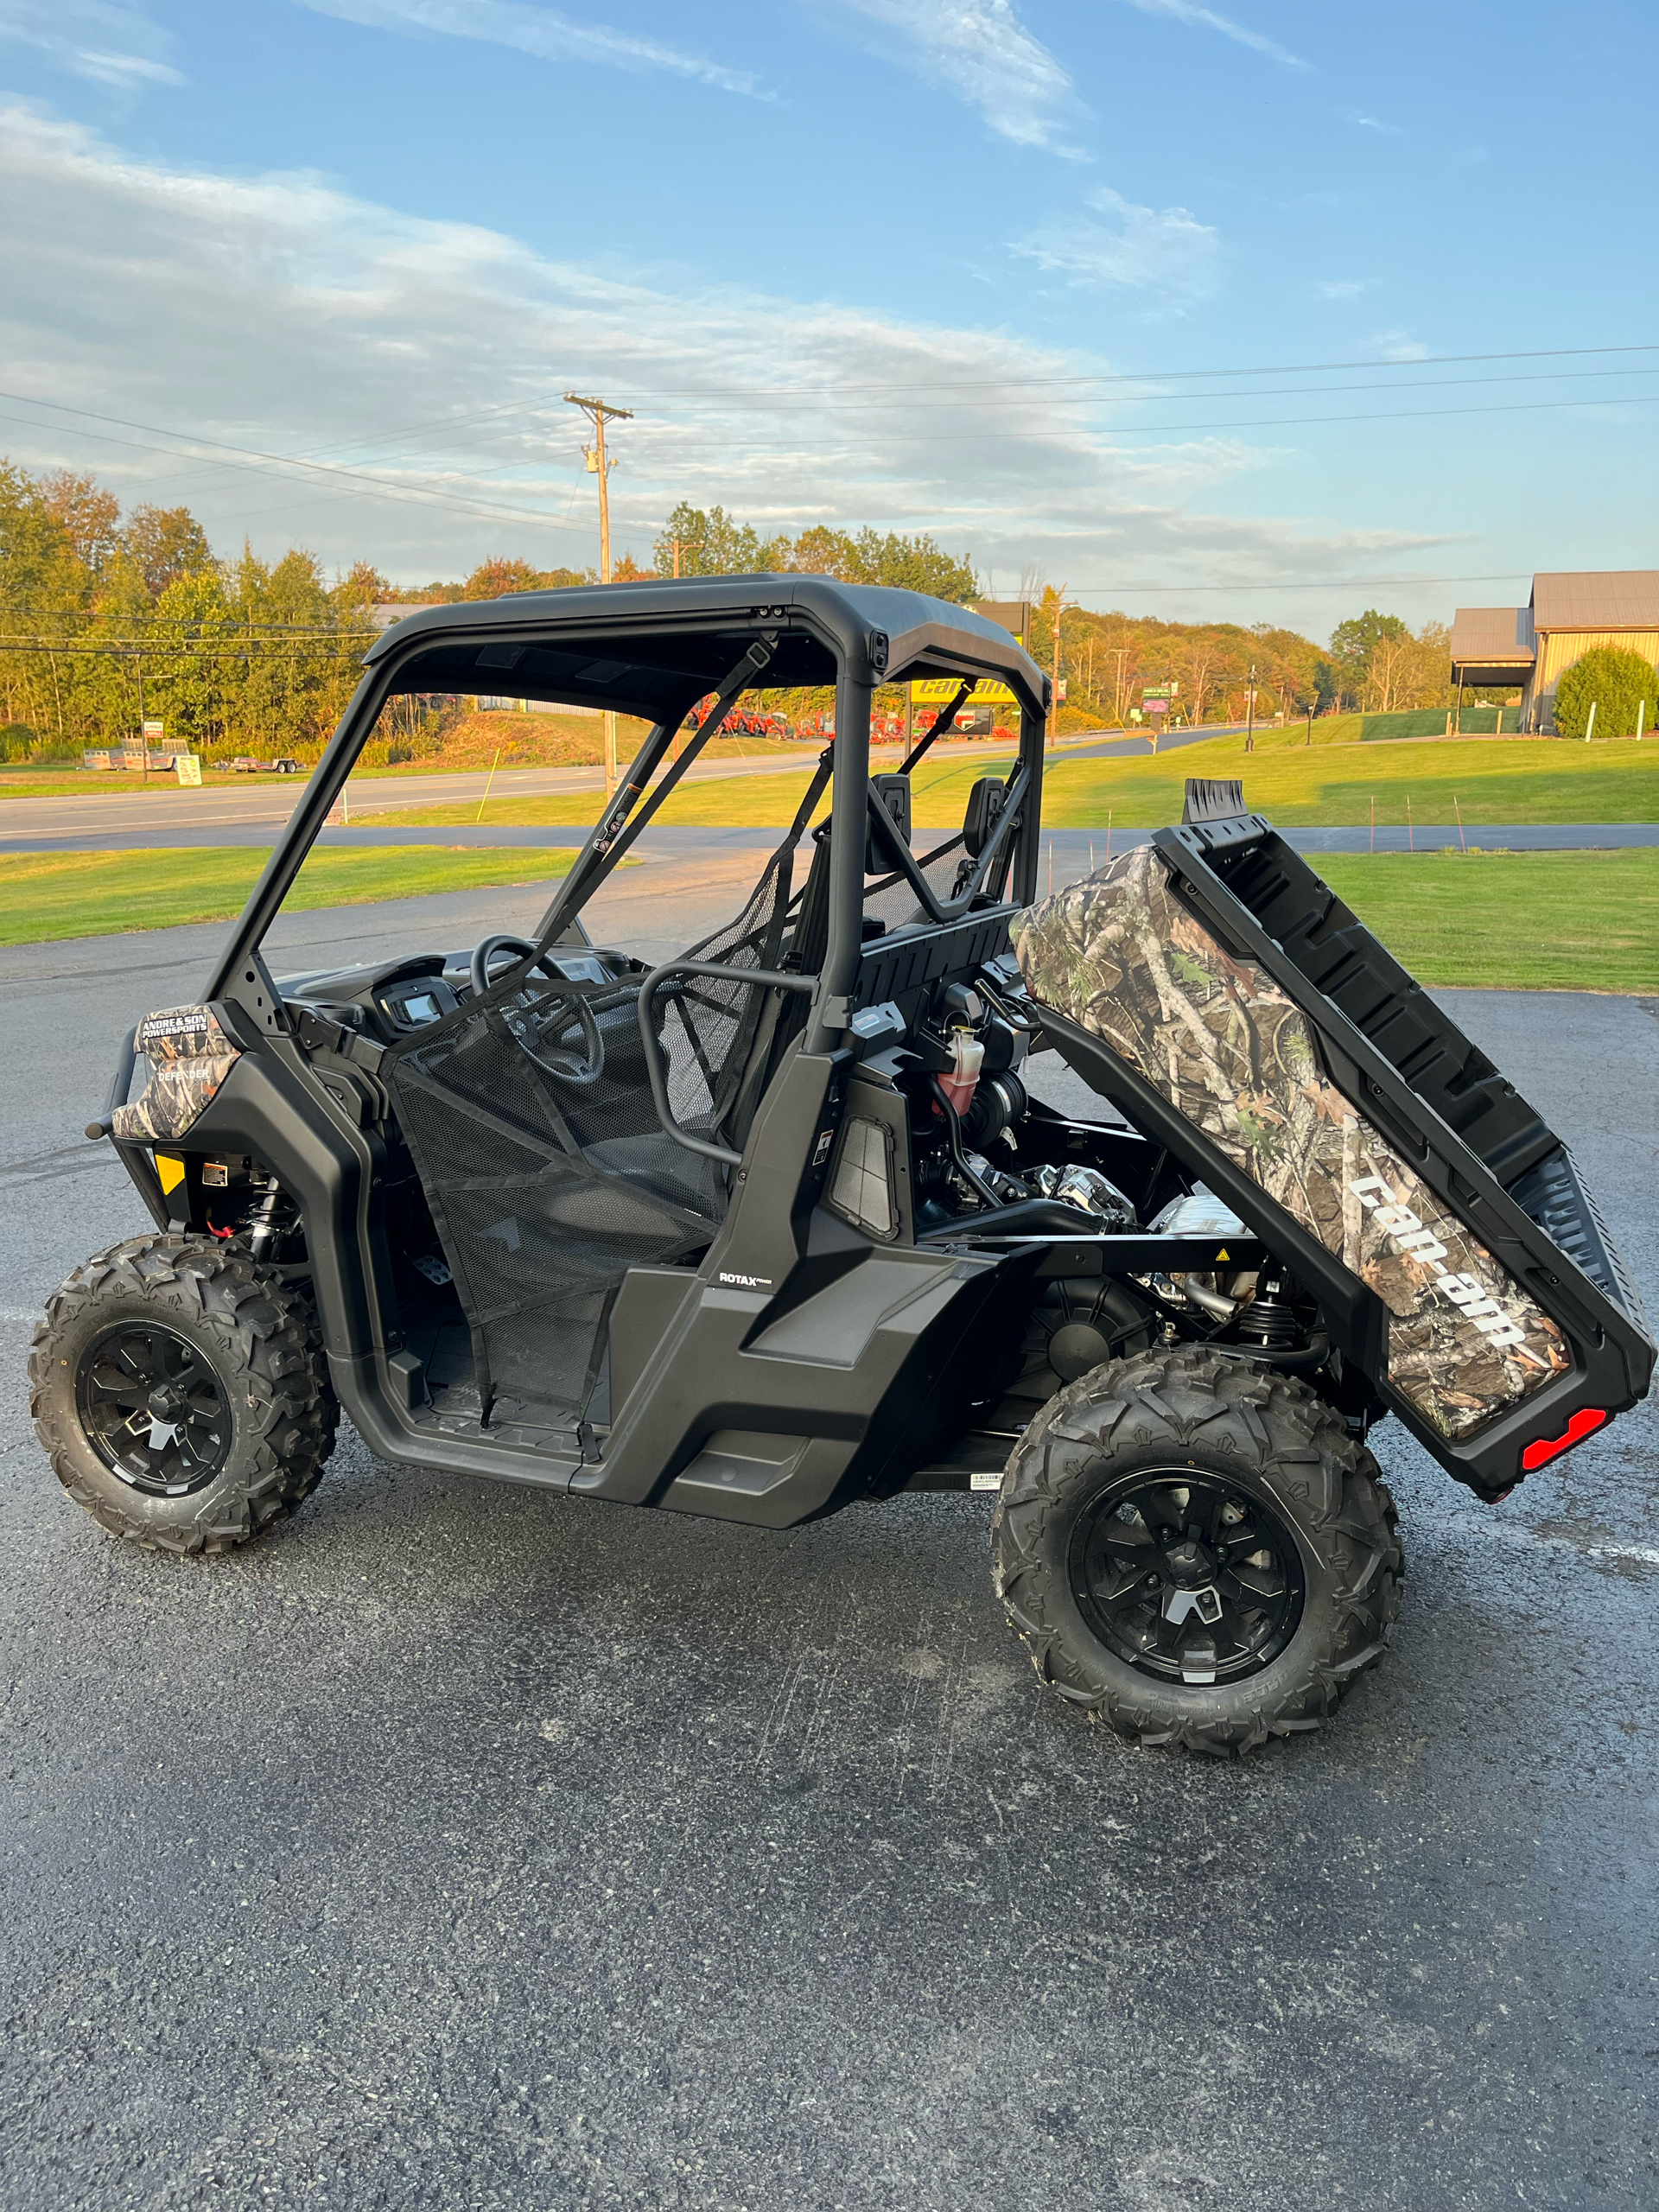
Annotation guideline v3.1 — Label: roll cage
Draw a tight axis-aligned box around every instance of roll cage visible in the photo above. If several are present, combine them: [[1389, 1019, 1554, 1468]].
[[204, 574, 1052, 1030]]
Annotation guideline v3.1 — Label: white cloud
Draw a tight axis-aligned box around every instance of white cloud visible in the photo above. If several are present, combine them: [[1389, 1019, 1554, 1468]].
[[293, 0, 765, 97], [1369, 329, 1429, 362], [815, 0, 1084, 153], [1314, 277, 1376, 300], [1347, 110, 1403, 133], [1116, 0, 1307, 70], [1014, 187, 1220, 302], [0, 0, 182, 86], [0, 102, 1439, 608]]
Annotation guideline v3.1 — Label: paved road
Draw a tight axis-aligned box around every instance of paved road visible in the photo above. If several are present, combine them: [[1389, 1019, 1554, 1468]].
[[3, 725, 1214, 846], [1, 862, 1656, 2210], [5, 821, 1653, 857]]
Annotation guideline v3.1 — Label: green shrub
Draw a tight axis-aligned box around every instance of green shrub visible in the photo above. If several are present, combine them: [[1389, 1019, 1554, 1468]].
[[0, 722, 36, 762], [1553, 646, 1659, 740]]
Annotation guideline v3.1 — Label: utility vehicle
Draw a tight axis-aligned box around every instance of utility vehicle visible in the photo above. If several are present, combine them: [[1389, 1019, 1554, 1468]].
[[30, 580, 1654, 1753]]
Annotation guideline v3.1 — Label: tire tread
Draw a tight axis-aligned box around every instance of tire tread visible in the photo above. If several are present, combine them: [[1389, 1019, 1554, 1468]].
[[29, 1234, 338, 1555], [991, 1344, 1403, 1757]]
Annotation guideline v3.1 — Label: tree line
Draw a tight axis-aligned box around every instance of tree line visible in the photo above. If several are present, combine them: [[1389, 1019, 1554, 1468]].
[[1033, 597, 1464, 732], [0, 459, 1475, 765]]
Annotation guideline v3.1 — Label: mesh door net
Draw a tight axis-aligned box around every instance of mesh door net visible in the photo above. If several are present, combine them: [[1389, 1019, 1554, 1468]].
[[382, 819, 815, 1429]]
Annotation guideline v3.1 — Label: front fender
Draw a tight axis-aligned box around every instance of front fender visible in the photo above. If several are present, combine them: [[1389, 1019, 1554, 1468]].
[[185, 1047, 384, 1362]]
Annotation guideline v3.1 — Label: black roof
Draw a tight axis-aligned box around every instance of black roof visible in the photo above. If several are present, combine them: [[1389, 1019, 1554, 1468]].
[[365, 573, 1047, 727]]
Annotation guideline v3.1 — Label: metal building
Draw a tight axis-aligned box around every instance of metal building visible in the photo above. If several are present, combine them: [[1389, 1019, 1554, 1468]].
[[1451, 570, 1659, 731]]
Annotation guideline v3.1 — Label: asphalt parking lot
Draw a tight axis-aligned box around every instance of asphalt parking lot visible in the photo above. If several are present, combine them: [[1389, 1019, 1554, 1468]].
[[1, 869, 1655, 2212]]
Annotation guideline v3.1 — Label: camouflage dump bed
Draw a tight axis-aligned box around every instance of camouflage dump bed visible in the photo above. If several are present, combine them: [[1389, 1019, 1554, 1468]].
[[1013, 792, 1653, 1498]]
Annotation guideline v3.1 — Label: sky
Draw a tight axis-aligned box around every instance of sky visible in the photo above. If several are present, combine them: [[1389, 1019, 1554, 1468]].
[[2, 0, 1656, 640]]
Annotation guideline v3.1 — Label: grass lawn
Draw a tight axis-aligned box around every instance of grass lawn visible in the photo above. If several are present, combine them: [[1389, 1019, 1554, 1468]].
[[0, 769, 317, 798], [349, 732, 1659, 833], [0, 847, 577, 947], [1316, 851, 1657, 992], [1032, 734, 1659, 830]]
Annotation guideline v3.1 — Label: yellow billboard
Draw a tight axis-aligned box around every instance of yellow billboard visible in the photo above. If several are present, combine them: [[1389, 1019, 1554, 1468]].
[[908, 678, 1019, 706]]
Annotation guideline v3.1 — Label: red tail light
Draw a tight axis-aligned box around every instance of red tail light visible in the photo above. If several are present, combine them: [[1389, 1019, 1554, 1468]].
[[1521, 1407, 1608, 1471]]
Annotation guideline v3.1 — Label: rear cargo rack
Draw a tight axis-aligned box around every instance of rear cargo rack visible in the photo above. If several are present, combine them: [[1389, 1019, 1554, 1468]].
[[1018, 798, 1654, 1498]]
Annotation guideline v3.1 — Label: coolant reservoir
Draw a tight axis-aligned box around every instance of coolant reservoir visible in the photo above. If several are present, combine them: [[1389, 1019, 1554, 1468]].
[[938, 1031, 984, 1119]]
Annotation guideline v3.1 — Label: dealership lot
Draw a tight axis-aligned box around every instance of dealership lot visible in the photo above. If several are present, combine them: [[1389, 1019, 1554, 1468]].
[[0, 875, 1654, 2212]]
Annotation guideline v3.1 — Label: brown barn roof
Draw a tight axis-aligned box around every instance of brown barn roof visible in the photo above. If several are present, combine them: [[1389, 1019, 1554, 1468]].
[[1530, 570, 1659, 630], [1449, 606, 1535, 665]]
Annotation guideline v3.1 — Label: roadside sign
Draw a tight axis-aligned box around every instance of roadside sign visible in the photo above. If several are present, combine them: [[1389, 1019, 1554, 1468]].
[[142, 719, 165, 742], [1146, 697, 1169, 716], [911, 678, 1018, 707], [174, 754, 202, 786]]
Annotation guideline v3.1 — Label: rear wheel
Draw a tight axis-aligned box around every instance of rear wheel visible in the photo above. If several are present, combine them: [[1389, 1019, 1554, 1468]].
[[992, 1344, 1402, 1755], [29, 1235, 338, 1554]]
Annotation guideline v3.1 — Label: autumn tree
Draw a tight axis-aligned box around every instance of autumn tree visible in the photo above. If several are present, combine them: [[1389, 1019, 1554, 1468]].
[[652, 505, 977, 600], [462, 556, 544, 600], [123, 504, 214, 597], [40, 471, 122, 575], [653, 503, 784, 578]]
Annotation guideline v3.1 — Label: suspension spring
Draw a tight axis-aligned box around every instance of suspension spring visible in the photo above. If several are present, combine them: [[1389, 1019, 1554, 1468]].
[[247, 1180, 286, 1262], [1238, 1268, 1299, 1348]]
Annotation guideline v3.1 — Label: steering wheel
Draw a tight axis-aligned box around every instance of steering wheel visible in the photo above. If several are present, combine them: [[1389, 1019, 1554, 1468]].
[[468, 934, 607, 1089], [469, 932, 541, 999]]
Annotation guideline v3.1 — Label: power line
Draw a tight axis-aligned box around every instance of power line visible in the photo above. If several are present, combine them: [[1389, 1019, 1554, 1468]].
[[196, 354, 1659, 465], [582, 362, 1659, 423], [581, 389, 1659, 454], [7, 340, 1659, 498], [576, 340, 1659, 404], [0, 397, 592, 538], [1062, 573, 1528, 601]]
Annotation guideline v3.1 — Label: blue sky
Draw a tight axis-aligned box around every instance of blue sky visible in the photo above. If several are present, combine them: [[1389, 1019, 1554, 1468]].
[[1, 0, 1655, 638]]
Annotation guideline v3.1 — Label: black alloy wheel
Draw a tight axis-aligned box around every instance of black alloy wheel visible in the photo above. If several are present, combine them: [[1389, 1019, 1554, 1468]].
[[75, 1320, 231, 1498], [1069, 1468, 1306, 1686], [993, 1347, 1403, 1752]]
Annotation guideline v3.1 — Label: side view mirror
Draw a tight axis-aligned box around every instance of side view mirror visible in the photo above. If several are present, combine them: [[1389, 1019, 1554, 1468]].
[[866, 773, 912, 872], [962, 776, 1006, 857]]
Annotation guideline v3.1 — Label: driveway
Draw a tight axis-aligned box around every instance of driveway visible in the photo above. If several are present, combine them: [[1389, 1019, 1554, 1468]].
[[0, 869, 1653, 2211]]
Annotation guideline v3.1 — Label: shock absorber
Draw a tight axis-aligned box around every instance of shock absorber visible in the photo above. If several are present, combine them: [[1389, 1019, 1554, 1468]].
[[1238, 1267, 1299, 1348], [247, 1179, 286, 1262]]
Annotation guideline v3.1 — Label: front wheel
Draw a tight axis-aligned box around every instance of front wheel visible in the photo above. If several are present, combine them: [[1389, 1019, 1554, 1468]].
[[992, 1345, 1402, 1755], [29, 1235, 339, 1555]]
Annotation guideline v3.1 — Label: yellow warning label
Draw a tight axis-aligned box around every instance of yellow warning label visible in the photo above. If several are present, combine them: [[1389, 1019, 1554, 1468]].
[[1215, 1247, 1230, 1261], [156, 1154, 187, 1195]]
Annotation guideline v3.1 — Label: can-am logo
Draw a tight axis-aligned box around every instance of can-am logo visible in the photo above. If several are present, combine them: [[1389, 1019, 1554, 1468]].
[[1352, 1176, 1526, 1349]]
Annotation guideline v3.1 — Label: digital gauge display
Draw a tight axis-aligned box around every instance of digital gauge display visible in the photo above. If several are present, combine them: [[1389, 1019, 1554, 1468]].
[[400, 992, 440, 1025]]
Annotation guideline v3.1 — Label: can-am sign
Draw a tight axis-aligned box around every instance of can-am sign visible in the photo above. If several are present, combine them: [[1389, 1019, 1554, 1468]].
[[911, 678, 1018, 706]]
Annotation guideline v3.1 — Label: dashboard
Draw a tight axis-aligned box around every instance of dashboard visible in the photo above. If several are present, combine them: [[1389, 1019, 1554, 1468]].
[[278, 944, 639, 1047]]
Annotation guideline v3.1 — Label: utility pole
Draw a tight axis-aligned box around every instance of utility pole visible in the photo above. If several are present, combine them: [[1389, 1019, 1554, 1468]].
[[1245, 662, 1256, 754], [1048, 588, 1066, 747], [565, 391, 633, 794], [1109, 646, 1129, 727]]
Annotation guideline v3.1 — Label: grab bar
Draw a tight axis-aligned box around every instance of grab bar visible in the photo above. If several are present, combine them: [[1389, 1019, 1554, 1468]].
[[636, 958, 814, 1166]]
